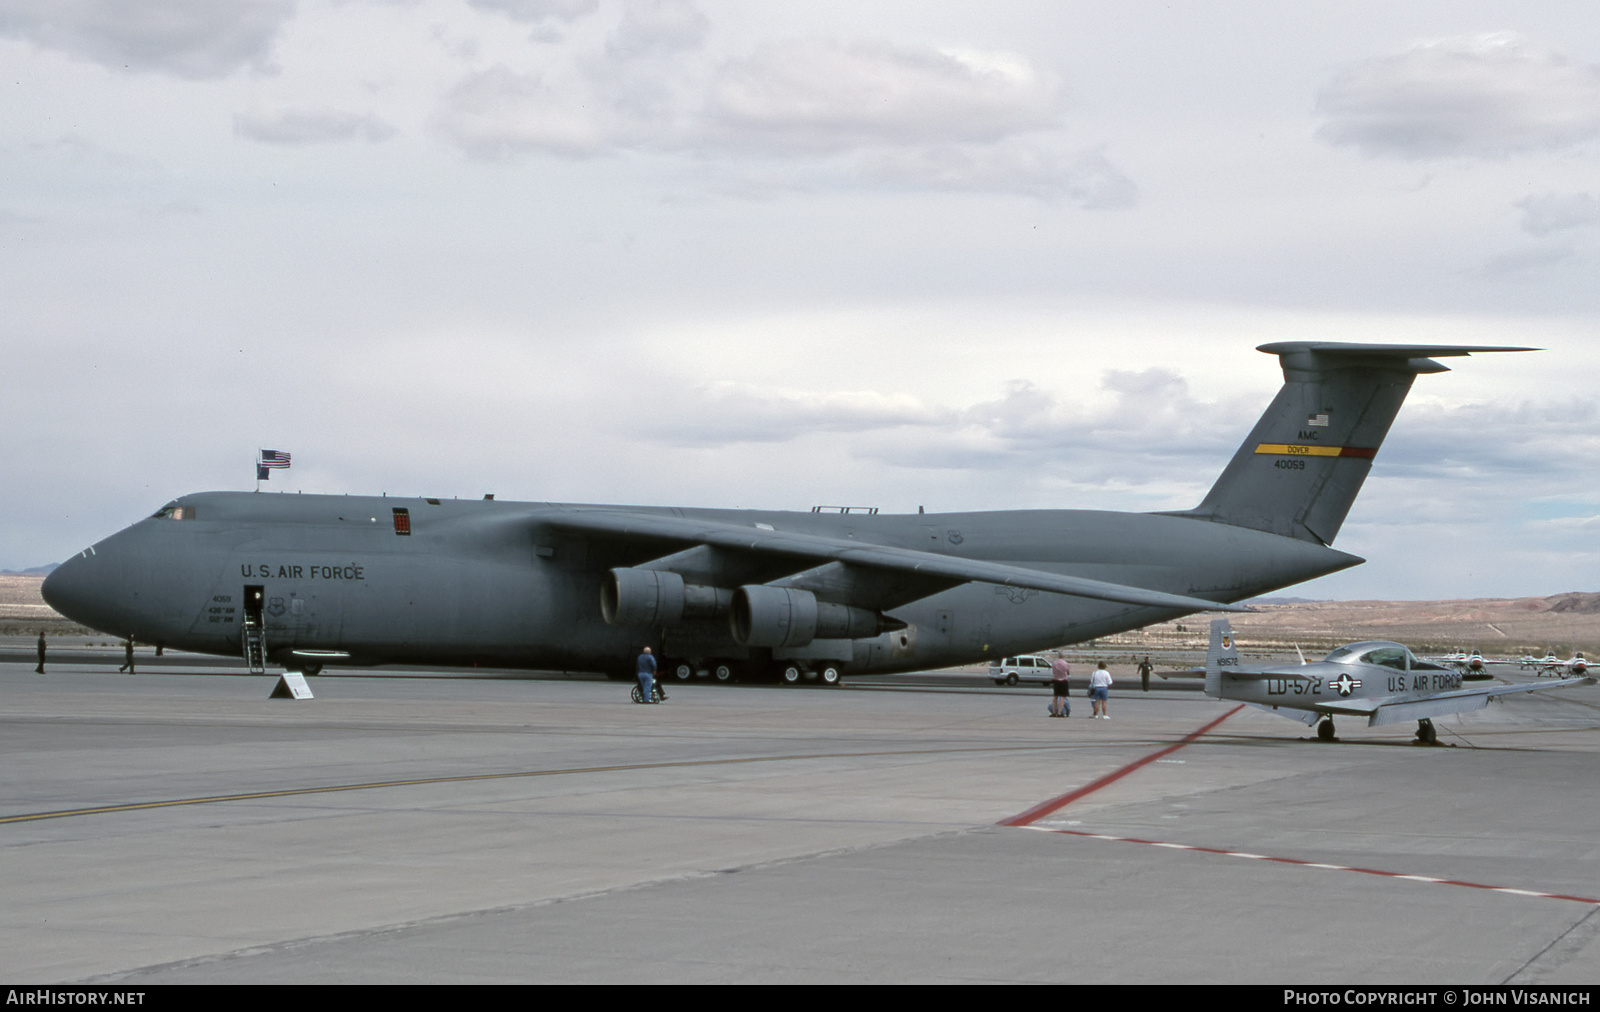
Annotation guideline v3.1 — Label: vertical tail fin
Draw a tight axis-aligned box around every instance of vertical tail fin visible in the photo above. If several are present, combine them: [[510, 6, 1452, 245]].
[[1205, 618, 1237, 699], [1179, 343, 1530, 545]]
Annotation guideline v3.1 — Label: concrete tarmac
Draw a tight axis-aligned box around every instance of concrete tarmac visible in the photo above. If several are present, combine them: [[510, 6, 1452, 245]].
[[4, 657, 1599, 984]]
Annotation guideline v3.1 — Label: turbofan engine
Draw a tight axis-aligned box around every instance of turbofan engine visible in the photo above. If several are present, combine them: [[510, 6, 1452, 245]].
[[730, 585, 890, 648], [600, 568, 729, 627]]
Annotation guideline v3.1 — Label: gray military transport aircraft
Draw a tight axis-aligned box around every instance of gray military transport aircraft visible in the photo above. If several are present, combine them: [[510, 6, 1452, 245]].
[[42, 342, 1524, 686], [1203, 619, 1594, 743]]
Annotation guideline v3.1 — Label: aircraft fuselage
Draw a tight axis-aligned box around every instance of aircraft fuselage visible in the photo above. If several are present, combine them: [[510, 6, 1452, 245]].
[[43, 490, 1357, 676]]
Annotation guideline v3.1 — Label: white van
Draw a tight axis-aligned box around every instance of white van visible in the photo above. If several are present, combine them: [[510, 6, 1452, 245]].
[[988, 654, 1054, 686]]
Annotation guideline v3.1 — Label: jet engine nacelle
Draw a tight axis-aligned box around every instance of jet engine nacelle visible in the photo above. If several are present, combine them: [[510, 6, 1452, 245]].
[[601, 568, 730, 627], [730, 585, 886, 648]]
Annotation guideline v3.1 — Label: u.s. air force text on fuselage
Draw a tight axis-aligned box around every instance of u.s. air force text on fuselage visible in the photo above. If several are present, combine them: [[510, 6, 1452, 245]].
[[43, 342, 1536, 685], [239, 563, 367, 581]]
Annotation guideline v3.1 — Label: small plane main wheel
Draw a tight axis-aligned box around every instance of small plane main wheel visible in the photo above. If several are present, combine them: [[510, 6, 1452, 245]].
[[713, 663, 735, 683], [673, 662, 694, 681], [819, 665, 842, 686], [1416, 719, 1437, 745], [298, 664, 323, 677], [779, 664, 803, 685], [1317, 719, 1335, 742], [1007, 673, 1019, 686]]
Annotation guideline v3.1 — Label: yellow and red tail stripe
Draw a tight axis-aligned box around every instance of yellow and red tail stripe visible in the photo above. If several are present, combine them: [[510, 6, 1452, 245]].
[[1254, 443, 1377, 458]]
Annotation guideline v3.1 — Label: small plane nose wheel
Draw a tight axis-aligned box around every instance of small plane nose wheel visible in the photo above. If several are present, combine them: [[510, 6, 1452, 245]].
[[1317, 718, 1336, 742], [1415, 719, 1438, 745]]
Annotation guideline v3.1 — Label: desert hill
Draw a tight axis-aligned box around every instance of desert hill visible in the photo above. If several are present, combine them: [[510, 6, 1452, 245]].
[[1111, 592, 1600, 655]]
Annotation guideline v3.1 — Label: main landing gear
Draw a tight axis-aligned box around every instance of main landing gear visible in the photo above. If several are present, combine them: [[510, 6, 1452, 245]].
[[1317, 718, 1336, 742], [663, 658, 845, 687], [777, 663, 843, 686], [1414, 719, 1439, 746]]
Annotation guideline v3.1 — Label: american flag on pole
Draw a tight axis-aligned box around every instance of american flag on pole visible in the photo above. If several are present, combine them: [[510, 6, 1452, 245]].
[[257, 449, 291, 481]]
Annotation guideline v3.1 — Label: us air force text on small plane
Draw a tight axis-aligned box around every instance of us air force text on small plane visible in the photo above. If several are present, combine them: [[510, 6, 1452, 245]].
[[1284, 992, 1592, 1006], [6, 992, 145, 1005]]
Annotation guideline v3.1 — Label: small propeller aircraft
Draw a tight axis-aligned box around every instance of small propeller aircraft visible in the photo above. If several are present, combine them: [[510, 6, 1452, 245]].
[[1204, 619, 1594, 744]]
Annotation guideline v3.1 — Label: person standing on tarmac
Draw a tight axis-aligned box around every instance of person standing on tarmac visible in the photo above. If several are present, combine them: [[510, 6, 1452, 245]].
[[1089, 661, 1113, 719], [119, 637, 135, 675], [1138, 656, 1153, 692], [1048, 654, 1071, 718], [35, 631, 46, 674], [636, 646, 658, 703]]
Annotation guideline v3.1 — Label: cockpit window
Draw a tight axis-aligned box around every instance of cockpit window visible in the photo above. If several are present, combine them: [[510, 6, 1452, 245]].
[[152, 504, 197, 520], [1361, 647, 1410, 670], [1323, 643, 1420, 670]]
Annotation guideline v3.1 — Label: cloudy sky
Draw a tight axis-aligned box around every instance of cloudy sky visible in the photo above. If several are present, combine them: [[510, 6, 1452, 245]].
[[3, 0, 1597, 600]]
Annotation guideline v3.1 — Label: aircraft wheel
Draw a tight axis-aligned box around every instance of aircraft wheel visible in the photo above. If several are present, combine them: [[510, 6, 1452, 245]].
[[1007, 674, 1019, 686], [672, 661, 694, 681], [1416, 719, 1437, 745], [779, 664, 803, 686], [819, 665, 842, 686], [1317, 719, 1335, 742], [712, 663, 735, 683]]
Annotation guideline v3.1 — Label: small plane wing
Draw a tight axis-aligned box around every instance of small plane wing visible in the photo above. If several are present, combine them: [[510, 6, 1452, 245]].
[[1315, 676, 1595, 726], [540, 508, 1250, 615]]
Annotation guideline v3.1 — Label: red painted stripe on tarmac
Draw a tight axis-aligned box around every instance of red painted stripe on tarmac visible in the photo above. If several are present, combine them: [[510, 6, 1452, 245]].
[[1019, 827, 1600, 907], [998, 705, 1245, 827]]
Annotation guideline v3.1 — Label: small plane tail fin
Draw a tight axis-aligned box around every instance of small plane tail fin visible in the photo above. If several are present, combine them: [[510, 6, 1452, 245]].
[[1205, 618, 1237, 698], [1176, 343, 1531, 545]]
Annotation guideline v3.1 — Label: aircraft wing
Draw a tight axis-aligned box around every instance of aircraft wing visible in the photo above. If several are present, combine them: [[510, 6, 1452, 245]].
[[1313, 677, 1595, 726], [539, 508, 1250, 614]]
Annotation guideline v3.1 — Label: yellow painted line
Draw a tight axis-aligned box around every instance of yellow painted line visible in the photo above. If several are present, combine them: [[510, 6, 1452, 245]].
[[1255, 443, 1377, 459], [0, 745, 1058, 825]]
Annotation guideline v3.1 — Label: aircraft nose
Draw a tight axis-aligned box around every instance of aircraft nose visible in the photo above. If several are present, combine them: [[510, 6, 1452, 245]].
[[41, 552, 110, 631]]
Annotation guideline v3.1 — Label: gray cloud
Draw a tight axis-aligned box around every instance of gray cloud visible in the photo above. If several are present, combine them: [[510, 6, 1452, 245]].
[[1472, 245, 1578, 280], [1518, 192, 1600, 236], [650, 384, 956, 446], [605, 0, 708, 59], [647, 369, 1245, 490], [434, 65, 608, 158], [0, 0, 296, 79], [864, 143, 1136, 206], [705, 39, 1063, 151], [467, 0, 598, 24], [1316, 33, 1600, 159], [430, 21, 1100, 198], [1376, 397, 1600, 480], [233, 107, 396, 145]]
